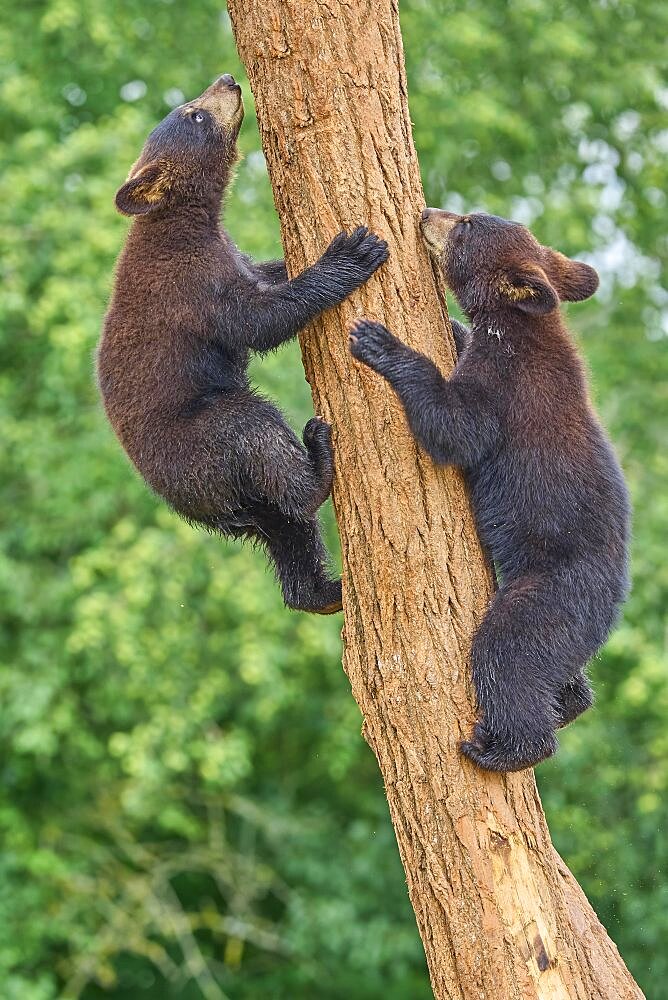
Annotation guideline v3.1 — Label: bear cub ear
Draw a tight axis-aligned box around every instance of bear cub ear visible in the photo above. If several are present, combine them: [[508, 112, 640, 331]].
[[115, 162, 170, 217], [498, 263, 559, 316], [549, 252, 599, 302]]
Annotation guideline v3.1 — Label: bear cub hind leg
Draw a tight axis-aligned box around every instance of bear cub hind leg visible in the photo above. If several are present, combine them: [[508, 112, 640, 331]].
[[302, 416, 335, 515], [460, 578, 562, 772], [255, 417, 341, 614], [256, 509, 342, 615]]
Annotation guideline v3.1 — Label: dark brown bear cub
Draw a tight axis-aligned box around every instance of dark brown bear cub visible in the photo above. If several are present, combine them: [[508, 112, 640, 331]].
[[98, 75, 388, 614], [349, 209, 630, 772]]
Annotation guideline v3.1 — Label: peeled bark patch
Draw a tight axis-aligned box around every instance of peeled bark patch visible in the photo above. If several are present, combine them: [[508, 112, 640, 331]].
[[227, 1, 644, 996]]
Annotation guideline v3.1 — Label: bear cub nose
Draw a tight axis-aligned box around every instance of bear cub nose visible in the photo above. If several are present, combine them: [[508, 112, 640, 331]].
[[217, 74, 238, 88]]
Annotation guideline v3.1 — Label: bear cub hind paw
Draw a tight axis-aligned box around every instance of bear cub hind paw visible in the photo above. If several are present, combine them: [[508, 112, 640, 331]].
[[302, 415, 332, 449], [460, 720, 558, 773], [308, 578, 343, 615]]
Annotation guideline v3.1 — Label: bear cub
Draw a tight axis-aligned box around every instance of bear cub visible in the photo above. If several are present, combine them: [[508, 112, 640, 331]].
[[98, 75, 388, 614], [350, 208, 630, 772]]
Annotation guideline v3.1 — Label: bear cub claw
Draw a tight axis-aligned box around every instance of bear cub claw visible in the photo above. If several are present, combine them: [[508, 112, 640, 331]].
[[460, 720, 558, 773]]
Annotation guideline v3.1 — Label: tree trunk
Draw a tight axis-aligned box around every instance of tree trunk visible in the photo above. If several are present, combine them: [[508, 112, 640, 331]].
[[227, 2, 644, 997]]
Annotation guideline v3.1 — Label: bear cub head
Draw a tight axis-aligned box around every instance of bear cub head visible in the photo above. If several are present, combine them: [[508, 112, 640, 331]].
[[115, 74, 244, 218], [420, 208, 599, 319]]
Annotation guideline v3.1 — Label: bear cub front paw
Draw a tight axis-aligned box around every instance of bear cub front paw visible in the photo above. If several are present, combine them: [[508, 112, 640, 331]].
[[320, 227, 389, 285], [349, 319, 402, 371]]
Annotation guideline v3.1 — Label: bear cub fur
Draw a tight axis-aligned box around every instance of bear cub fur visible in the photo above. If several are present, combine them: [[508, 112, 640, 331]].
[[350, 208, 630, 772], [98, 75, 388, 614]]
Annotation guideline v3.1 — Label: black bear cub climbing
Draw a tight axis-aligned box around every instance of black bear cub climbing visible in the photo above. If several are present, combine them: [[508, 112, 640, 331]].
[[98, 75, 388, 614], [350, 208, 630, 772]]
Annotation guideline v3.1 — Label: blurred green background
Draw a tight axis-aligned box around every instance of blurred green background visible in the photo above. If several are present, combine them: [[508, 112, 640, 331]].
[[1, 1, 666, 997]]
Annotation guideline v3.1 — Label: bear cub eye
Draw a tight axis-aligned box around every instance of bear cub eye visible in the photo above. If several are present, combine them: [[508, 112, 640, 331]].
[[191, 110, 205, 124]]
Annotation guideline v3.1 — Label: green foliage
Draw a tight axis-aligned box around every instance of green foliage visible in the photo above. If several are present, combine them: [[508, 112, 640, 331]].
[[0, 0, 665, 996]]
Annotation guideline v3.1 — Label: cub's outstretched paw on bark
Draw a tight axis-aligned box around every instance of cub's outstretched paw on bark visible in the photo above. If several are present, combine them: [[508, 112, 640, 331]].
[[320, 227, 389, 286], [349, 319, 401, 371], [460, 719, 558, 773]]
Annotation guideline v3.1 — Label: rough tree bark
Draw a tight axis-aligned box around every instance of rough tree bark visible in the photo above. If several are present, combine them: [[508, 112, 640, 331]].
[[227, 2, 644, 997]]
